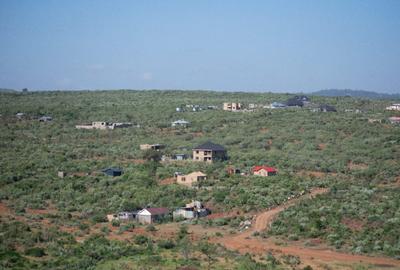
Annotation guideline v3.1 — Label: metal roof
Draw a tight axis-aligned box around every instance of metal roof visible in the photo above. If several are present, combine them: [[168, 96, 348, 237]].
[[193, 141, 226, 151]]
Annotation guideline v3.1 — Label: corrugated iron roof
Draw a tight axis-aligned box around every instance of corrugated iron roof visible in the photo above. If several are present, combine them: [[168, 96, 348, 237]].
[[193, 141, 226, 151]]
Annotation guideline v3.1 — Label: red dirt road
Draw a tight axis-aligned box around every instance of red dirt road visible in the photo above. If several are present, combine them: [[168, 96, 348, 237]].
[[213, 188, 400, 269]]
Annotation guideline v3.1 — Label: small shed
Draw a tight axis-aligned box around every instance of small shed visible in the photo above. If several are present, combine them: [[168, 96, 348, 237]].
[[16, 112, 25, 119], [174, 154, 187, 160], [137, 208, 170, 224], [58, 171, 67, 178], [102, 168, 123, 177]]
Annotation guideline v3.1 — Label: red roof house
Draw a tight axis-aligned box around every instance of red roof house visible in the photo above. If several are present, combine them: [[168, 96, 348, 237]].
[[252, 166, 277, 177]]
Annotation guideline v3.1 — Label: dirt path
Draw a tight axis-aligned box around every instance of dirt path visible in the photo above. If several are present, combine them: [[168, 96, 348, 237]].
[[213, 188, 400, 269]]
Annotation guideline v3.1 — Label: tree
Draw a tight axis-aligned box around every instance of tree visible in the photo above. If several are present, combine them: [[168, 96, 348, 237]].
[[198, 241, 216, 270]]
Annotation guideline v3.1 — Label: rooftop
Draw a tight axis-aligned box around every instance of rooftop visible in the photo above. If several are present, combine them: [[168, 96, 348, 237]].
[[252, 166, 277, 173], [144, 207, 170, 215], [193, 141, 226, 151]]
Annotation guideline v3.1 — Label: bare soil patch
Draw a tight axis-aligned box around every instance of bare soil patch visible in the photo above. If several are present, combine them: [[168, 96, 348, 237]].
[[211, 188, 400, 269], [341, 217, 364, 231], [347, 161, 369, 170], [159, 177, 176, 185]]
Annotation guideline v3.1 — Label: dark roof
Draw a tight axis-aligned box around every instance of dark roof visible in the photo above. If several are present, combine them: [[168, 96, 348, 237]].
[[319, 104, 337, 112], [286, 98, 304, 107], [193, 141, 226, 151], [102, 168, 123, 174], [295, 95, 310, 101]]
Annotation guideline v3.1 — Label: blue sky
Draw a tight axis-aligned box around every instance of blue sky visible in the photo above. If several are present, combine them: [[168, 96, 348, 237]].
[[0, 1, 399, 92]]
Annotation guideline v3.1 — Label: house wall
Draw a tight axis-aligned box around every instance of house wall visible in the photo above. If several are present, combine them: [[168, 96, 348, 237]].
[[137, 214, 152, 224], [140, 144, 151, 150], [223, 102, 242, 111], [253, 169, 275, 177], [176, 173, 206, 187], [173, 209, 195, 219], [75, 124, 96, 129], [192, 150, 226, 163]]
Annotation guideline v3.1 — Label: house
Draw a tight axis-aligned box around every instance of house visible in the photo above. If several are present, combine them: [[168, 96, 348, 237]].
[[102, 168, 123, 177], [192, 141, 227, 163], [136, 207, 170, 224], [270, 102, 287, 109], [319, 104, 337, 112], [107, 211, 138, 222], [75, 122, 132, 130], [252, 166, 277, 177], [173, 200, 209, 220], [192, 106, 202, 112], [174, 154, 187, 160], [58, 171, 67, 178], [176, 171, 207, 187], [223, 102, 242, 111], [16, 112, 25, 119], [386, 104, 400, 111], [39, 116, 52, 122], [295, 95, 310, 102], [176, 107, 184, 112], [388, 116, 400, 124], [226, 166, 241, 175], [286, 98, 304, 107], [140, 144, 165, 151], [171, 119, 190, 127], [368, 118, 383, 124]]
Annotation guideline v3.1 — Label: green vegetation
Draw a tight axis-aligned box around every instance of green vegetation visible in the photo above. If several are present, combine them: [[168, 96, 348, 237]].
[[0, 90, 399, 268]]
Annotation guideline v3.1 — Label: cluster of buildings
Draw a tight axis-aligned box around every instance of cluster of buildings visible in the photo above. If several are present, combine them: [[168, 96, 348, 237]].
[[107, 200, 209, 224]]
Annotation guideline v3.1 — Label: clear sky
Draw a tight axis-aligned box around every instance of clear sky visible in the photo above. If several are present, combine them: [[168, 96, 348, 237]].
[[0, 0, 399, 93]]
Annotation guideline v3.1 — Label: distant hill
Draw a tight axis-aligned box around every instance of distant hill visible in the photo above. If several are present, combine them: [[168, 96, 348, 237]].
[[312, 89, 400, 100]]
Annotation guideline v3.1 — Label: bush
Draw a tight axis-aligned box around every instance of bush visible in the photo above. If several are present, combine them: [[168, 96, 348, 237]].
[[111, 219, 121, 227], [146, 224, 157, 232], [158, 239, 175, 249], [134, 235, 149, 245], [24, 247, 46, 257]]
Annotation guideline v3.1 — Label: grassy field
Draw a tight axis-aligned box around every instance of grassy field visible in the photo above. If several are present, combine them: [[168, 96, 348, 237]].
[[0, 90, 399, 269]]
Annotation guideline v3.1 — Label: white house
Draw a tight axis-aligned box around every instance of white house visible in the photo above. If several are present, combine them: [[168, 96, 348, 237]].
[[136, 208, 169, 224], [386, 104, 400, 111]]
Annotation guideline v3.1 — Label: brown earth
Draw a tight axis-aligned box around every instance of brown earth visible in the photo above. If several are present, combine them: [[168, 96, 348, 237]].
[[341, 217, 364, 231], [159, 177, 176, 185], [348, 161, 369, 170], [317, 143, 326, 150], [211, 188, 400, 269]]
